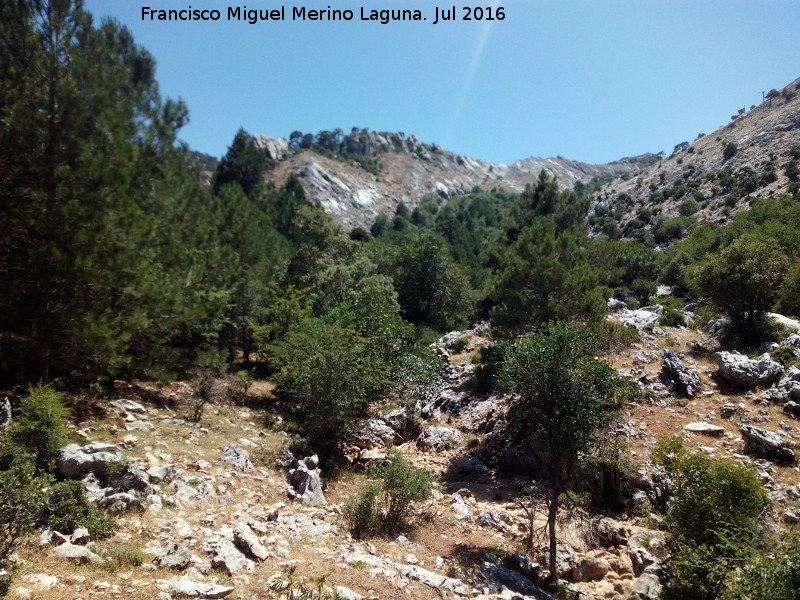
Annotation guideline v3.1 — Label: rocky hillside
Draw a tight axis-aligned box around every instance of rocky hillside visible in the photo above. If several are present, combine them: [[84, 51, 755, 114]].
[[252, 130, 654, 229], [11, 303, 800, 600], [591, 76, 800, 236]]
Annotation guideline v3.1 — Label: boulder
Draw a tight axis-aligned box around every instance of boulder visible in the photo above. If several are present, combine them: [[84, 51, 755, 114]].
[[70, 527, 90, 545], [417, 426, 463, 451], [352, 418, 399, 450], [741, 424, 795, 464], [571, 556, 610, 582], [219, 445, 253, 473], [98, 492, 143, 514], [785, 401, 800, 419], [167, 580, 235, 599], [155, 542, 193, 569], [107, 461, 154, 495], [506, 553, 540, 581], [479, 562, 554, 599], [233, 523, 268, 561], [109, 399, 146, 415], [683, 422, 724, 437], [778, 367, 800, 400], [56, 443, 124, 477], [287, 455, 326, 506], [210, 539, 253, 575], [619, 305, 663, 328], [661, 350, 701, 397], [627, 573, 663, 600], [53, 542, 103, 564], [714, 351, 783, 388]]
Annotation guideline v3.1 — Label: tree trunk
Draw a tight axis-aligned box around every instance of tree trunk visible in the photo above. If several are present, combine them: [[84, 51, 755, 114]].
[[548, 483, 559, 583]]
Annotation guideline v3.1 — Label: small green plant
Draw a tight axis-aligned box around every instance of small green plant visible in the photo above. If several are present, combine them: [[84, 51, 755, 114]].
[[659, 308, 686, 328], [449, 336, 470, 354], [344, 450, 434, 538], [101, 544, 147, 572], [269, 566, 344, 600], [771, 346, 799, 368], [233, 370, 253, 395], [186, 478, 201, 489], [41, 480, 117, 539], [466, 437, 481, 449]]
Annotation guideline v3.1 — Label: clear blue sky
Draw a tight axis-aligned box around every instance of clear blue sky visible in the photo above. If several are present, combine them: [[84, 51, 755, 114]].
[[83, 0, 799, 165]]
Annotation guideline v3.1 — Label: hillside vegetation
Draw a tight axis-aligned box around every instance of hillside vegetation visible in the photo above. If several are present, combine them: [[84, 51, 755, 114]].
[[2, 2, 800, 600]]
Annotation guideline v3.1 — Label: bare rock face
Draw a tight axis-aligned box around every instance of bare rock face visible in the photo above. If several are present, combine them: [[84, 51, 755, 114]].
[[741, 424, 796, 464], [661, 350, 701, 397], [416, 426, 463, 451], [0, 397, 11, 430], [714, 351, 783, 388], [167, 580, 236, 599], [251, 134, 289, 160], [56, 443, 124, 477]]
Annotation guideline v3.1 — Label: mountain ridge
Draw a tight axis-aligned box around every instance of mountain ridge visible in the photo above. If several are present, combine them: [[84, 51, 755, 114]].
[[250, 128, 656, 229]]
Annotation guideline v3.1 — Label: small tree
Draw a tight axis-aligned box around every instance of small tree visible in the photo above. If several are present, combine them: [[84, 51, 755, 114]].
[[0, 385, 71, 472], [698, 236, 789, 344], [499, 322, 636, 581], [270, 317, 386, 460]]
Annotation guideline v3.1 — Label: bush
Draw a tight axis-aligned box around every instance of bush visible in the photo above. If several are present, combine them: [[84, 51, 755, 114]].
[[40, 480, 116, 539], [343, 482, 381, 539], [344, 451, 434, 537], [770, 346, 799, 367], [655, 437, 769, 600], [659, 308, 686, 328], [589, 320, 639, 354], [0, 385, 71, 472], [0, 455, 51, 565], [471, 343, 507, 393], [629, 278, 657, 304], [678, 197, 699, 216], [449, 336, 470, 354], [654, 437, 767, 547], [723, 141, 738, 161]]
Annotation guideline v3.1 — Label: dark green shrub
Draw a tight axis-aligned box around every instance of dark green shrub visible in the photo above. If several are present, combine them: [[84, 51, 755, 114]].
[[655, 437, 769, 600], [589, 320, 639, 354], [344, 451, 434, 537], [41, 480, 116, 539], [471, 343, 507, 393], [449, 336, 470, 354], [770, 346, 798, 368], [0, 385, 71, 472], [678, 197, 699, 216], [629, 278, 657, 304], [343, 482, 381, 539], [723, 141, 738, 161], [0, 455, 51, 565], [659, 308, 686, 327]]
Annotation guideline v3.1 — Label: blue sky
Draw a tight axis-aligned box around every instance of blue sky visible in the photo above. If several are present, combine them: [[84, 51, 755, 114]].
[[84, 0, 799, 165]]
